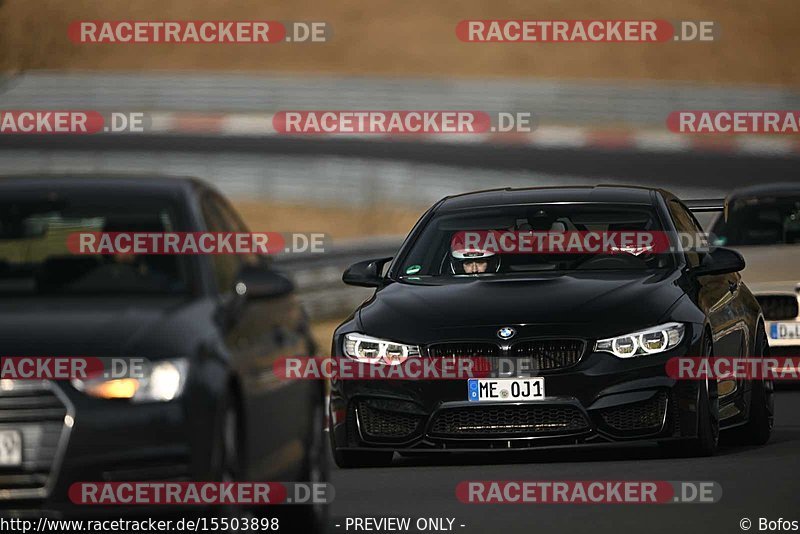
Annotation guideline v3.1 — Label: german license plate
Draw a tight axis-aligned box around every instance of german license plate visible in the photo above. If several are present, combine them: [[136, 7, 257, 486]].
[[770, 322, 800, 340], [0, 430, 22, 467], [468, 377, 544, 402]]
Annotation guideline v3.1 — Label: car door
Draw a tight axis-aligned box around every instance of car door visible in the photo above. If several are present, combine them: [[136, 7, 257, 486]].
[[669, 199, 747, 359], [202, 192, 311, 480]]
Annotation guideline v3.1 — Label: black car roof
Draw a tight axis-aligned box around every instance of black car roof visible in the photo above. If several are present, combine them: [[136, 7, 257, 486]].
[[725, 182, 800, 200], [438, 185, 659, 211], [0, 173, 209, 196]]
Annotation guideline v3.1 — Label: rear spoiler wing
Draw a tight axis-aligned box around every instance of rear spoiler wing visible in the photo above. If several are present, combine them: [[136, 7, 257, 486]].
[[685, 198, 728, 221]]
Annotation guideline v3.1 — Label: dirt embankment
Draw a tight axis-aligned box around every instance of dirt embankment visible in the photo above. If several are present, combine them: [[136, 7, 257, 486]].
[[1, 0, 798, 85]]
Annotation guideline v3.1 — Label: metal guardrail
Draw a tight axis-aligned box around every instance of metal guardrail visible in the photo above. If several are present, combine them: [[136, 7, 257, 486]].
[[2, 72, 800, 128], [0, 146, 608, 207], [272, 236, 403, 320], [1, 141, 793, 209]]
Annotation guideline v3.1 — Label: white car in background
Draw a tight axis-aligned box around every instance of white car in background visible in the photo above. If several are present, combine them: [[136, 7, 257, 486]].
[[709, 183, 800, 357]]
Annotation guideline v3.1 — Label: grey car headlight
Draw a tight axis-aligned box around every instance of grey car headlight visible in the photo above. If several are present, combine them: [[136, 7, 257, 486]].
[[595, 322, 685, 358], [71, 358, 188, 402]]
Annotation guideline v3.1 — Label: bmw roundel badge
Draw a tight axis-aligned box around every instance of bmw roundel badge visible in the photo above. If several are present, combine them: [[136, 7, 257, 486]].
[[497, 327, 516, 340]]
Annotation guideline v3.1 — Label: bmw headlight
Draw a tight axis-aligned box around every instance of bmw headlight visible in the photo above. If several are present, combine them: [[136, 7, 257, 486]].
[[343, 333, 421, 365], [71, 358, 188, 402], [595, 323, 685, 358]]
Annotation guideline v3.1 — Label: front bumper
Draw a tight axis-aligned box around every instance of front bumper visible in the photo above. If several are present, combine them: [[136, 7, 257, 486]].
[[0, 380, 214, 517], [330, 324, 706, 452]]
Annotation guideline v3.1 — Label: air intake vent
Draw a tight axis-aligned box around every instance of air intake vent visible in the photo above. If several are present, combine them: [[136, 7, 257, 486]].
[[600, 392, 668, 434], [429, 404, 589, 438]]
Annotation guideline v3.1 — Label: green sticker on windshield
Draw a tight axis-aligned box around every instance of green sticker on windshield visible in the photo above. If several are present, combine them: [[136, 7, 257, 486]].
[[405, 264, 422, 275]]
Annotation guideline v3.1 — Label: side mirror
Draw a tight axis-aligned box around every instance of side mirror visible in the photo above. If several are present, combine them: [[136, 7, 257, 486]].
[[692, 247, 746, 277], [342, 257, 393, 288], [235, 266, 294, 299]]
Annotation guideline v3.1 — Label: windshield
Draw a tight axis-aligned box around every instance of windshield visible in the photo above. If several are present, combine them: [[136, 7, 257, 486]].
[[710, 194, 800, 246], [0, 191, 192, 296], [396, 203, 675, 279]]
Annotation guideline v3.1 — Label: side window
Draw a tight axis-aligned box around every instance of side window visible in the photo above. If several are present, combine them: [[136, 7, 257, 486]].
[[200, 194, 242, 294], [214, 196, 248, 233], [213, 195, 265, 268], [668, 200, 702, 268]]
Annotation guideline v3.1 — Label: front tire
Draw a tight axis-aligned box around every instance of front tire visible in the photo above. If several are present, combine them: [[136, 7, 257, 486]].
[[210, 395, 256, 529], [734, 324, 774, 445], [686, 335, 719, 457], [210, 395, 242, 485], [284, 401, 330, 533]]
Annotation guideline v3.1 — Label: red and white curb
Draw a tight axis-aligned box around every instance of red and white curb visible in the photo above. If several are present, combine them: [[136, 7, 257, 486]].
[[147, 112, 800, 156]]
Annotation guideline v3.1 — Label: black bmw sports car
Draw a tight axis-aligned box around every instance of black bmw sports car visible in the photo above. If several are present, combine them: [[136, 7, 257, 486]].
[[329, 185, 774, 467]]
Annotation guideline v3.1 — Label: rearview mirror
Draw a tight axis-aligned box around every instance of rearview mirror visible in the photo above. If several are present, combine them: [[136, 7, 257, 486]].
[[235, 266, 294, 299], [342, 257, 393, 288], [692, 247, 746, 277]]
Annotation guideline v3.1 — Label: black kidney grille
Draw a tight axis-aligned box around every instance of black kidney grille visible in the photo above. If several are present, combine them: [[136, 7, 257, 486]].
[[511, 340, 586, 370], [427, 343, 499, 358], [429, 404, 589, 438], [756, 295, 799, 321]]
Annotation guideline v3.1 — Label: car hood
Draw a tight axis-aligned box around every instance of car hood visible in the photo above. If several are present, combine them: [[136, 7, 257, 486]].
[[357, 270, 684, 343], [734, 245, 800, 294], [0, 296, 207, 356]]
